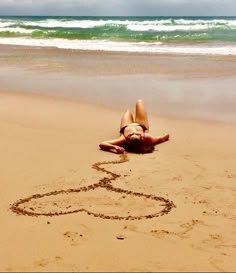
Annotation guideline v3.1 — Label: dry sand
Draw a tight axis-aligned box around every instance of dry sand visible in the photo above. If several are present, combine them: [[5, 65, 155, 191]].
[[0, 47, 236, 272]]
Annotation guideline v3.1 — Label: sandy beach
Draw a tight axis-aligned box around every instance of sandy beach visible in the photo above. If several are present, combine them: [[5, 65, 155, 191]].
[[1, 46, 236, 272]]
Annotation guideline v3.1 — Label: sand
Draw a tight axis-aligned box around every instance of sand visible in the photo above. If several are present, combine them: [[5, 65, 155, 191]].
[[1, 46, 236, 272]]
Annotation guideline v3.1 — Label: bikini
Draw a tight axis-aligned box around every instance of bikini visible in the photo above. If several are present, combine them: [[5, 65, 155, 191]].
[[120, 123, 147, 137]]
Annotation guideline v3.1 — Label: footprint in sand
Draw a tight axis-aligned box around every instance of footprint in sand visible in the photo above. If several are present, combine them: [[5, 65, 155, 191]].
[[209, 256, 226, 272], [34, 258, 50, 268], [63, 231, 86, 246], [202, 233, 236, 249], [225, 170, 236, 179], [150, 219, 203, 239], [63, 224, 90, 246]]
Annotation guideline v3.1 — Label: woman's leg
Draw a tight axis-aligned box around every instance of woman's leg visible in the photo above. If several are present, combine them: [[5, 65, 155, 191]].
[[120, 109, 134, 130], [135, 99, 149, 131]]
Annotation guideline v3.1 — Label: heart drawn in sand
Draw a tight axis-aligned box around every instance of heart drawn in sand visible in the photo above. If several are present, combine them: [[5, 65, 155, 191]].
[[10, 155, 176, 220]]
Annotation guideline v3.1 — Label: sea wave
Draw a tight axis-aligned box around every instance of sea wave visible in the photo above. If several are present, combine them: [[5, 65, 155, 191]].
[[1, 16, 236, 54], [0, 27, 34, 34], [127, 24, 210, 31], [1, 37, 236, 55], [1, 17, 236, 31]]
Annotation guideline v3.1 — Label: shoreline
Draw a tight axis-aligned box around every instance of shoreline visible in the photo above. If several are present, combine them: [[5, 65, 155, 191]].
[[1, 37, 236, 55]]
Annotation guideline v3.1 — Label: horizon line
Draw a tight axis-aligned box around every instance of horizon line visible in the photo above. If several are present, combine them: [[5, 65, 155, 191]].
[[0, 14, 236, 17]]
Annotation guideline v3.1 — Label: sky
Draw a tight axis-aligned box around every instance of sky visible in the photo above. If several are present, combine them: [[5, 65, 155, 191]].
[[0, 0, 236, 16]]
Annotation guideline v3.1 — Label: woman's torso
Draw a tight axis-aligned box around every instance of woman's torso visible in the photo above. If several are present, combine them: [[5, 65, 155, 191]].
[[121, 123, 146, 138]]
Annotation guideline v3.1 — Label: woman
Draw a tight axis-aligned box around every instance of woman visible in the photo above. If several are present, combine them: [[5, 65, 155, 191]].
[[99, 99, 170, 154]]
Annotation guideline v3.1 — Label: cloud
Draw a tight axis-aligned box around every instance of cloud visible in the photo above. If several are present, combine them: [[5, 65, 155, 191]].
[[0, 0, 235, 16]]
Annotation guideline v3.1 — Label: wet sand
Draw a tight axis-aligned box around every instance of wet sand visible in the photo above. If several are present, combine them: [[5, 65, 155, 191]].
[[0, 46, 236, 272], [1, 45, 236, 123]]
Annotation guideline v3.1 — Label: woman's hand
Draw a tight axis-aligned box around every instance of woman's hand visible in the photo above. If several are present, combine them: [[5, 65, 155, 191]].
[[113, 146, 126, 154], [99, 135, 126, 154], [162, 133, 170, 142]]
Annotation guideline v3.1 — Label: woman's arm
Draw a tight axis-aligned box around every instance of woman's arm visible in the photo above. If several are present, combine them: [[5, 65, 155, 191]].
[[99, 135, 126, 154], [143, 133, 170, 146]]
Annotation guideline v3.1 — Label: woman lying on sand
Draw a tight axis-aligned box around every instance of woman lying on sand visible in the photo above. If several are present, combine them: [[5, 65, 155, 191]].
[[99, 99, 169, 154]]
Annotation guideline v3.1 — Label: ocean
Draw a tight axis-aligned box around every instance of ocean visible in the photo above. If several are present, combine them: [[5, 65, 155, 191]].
[[1, 16, 236, 55]]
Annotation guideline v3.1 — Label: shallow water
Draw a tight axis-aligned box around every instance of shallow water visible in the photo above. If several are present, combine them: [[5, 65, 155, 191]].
[[1, 16, 236, 55]]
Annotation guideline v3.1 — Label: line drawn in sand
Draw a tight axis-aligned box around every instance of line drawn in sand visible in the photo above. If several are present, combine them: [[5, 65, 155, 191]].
[[10, 154, 176, 220]]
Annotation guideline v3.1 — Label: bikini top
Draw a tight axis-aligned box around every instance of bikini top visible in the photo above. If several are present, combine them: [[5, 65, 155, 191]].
[[120, 123, 147, 136]]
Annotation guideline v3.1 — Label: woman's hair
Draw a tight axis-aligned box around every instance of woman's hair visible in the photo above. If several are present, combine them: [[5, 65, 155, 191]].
[[125, 137, 154, 154]]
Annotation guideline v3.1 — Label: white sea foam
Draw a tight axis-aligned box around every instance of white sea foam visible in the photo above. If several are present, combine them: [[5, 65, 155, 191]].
[[0, 22, 16, 28], [20, 19, 166, 29], [127, 24, 209, 32], [21, 19, 132, 28], [0, 27, 34, 34], [0, 37, 236, 55], [226, 20, 236, 27], [174, 19, 234, 25], [127, 19, 236, 31], [22, 19, 107, 28], [17, 18, 236, 30], [1, 18, 236, 35]]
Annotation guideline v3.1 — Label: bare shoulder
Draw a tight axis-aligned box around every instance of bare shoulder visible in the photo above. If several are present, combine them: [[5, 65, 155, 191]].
[[142, 133, 154, 144]]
